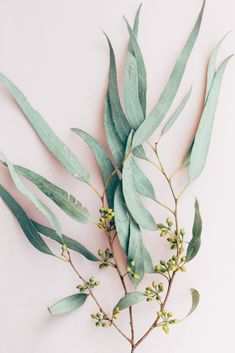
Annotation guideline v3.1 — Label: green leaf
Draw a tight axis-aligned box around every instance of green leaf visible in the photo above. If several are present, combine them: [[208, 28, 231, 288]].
[[104, 34, 131, 143], [132, 0, 205, 148], [162, 85, 193, 135], [71, 128, 119, 209], [133, 145, 148, 161], [128, 217, 144, 285], [32, 221, 98, 262], [1, 152, 62, 240], [48, 293, 88, 315], [13, 164, 92, 224], [189, 55, 233, 181], [122, 133, 157, 231], [182, 142, 193, 169], [114, 183, 130, 254], [115, 291, 146, 311], [0, 74, 90, 184], [186, 199, 202, 262], [0, 184, 53, 255], [143, 247, 154, 273], [132, 160, 156, 200], [185, 289, 200, 318]]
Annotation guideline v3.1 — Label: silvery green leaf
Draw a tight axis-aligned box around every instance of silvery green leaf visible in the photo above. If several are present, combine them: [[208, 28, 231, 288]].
[[32, 221, 98, 261], [132, 160, 156, 200], [104, 97, 125, 166], [104, 34, 131, 143], [182, 142, 193, 169], [115, 291, 146, 311], [162, 86, 193, 135], [185, 289, 200, 318], [1, 152, 62, 240], [133, 145, 148, 161], [114, 183, 130, 254], [0, 185, 53, 255], [128, 217, 144, 285], [122, 133, 157, 230], [48, 293, 88, 315], [72, 128, 119, 209], [13, 165, 92, 224], [132, 1, 205, 148], [186, 199, 202, 262], [189, 55, 233, 182], [0, 74, 90, 184], [143, 247, 154, 273]]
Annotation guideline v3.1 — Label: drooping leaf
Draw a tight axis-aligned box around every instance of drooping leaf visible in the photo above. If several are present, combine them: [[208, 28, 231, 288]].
[[114, 183, 130, 254], [0, 74, 90, 184], [186, 199, 202, 262], [132, 160, 156, 200], [143, 247, 154, 273], [162, 85, 193, 135], [185, 289, 200, 318], [128, 217, 144, 285], [0, 184, 53, 255], [115, 291, 146, 311], [71, 128, 119, 209], [189, 55, 233, 182], [48, 293, 88, 315], [132, 0, 206, 148], [32, 221, 98, 262], [12, 164, 92, 224], [1, 152, 62, 240]]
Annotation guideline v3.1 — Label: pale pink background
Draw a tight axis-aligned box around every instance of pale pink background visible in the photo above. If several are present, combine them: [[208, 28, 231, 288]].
[[0, 0, 234, 352]]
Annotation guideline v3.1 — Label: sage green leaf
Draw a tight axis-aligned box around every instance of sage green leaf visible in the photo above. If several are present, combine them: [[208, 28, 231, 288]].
[[132, 160, 156, 200], [122, 134, 157, 230], [104, 34, 131, 143], [133, 145, 148, 161], [128, 217, 144, 285], [115, 291, 146, 311], [32, 221, 98, 261], [0, 74, 90, 184], [104, 97, 125, 166], [182, 142, 193, 169], [185, 289, 200, 318], [114, 183, 130, 254], [189, 55, 233, 182], [162, 85, 193, 135], [48, 293, 88, 315], [13, 165, 92, 224], [143, 247, 154, 273], [0, 184, 53, 255], [71, 128, 119, 209], [1, 152, 62, 240], [186, 199, 202, 262], [132, 0, 205, 148]]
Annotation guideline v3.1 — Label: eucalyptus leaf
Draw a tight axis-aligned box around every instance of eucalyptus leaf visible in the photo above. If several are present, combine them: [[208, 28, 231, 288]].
[[132, 160, 156, 200], [114, 183, 130, 254], [132, 0, 205, 148], [133, 145, 148, 161], [185, 289, 200, 318], [128, 217, 144, 285], [48, 293, 88, 315], [186, 199, 202, 262], [0, 74, 90, 184], [0, 184, 53, 255], [189, 55, 233, 182], [115, 291, 146, 311], [143, 247, 155, 273]]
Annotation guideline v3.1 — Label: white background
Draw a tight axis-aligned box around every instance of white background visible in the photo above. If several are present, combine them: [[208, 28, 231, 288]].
[[0, 0, 234, 352]]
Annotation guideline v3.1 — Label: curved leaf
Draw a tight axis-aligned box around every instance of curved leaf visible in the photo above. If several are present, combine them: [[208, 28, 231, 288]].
[[71, 128, 119, 209], [185, 289, 200, 318], [133, 145, 148, 161], [48, 293, 88, 315], [132, 0, 205, 148], [114, 183, 130, 254], [132, 160, 156, 200], [186, 199, 202, 262], [115, 291, 146, 311], [0, 74, 90, 184], [128, 217, 144, 285], [143, 247, 154, 273], [0, 184, 53, 255]]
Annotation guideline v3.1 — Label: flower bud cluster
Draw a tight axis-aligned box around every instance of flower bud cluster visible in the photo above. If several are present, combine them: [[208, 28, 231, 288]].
[[145, 281, 164, 303], [98, 207, 115, 229], [77, 276, 100, 293], [98, 248, 114, 269], [126, 259, 140, 280], [154, 255, 187, 274], [112, 306, 121, 320], [91, 312, 110, 328], [156, 310, 179, 334]]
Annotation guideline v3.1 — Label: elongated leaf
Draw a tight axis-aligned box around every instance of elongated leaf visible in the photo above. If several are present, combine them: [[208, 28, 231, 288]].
[[104, 34, 131, 143], [13, 164, 92, 224], [114, 183, 130, 254], [0, 74, 90, 184], [185, 289, 200, 318], [72, 128, 119, 209], [122, 134, 157, 230], [32, 221, 98, 261], [132, 1, 205, 148], [143, 247, 154, 273], [182, 142, 193, 169], [115, 291, 146, 311], [162, 85, 193, 135], [132, 160, 156, 200], [0, 184, 53, 255], [1, 152, 62, 240], [128, 217, 144, 285], [104, 97, 125, 166], [133, 145, 148, 161], [189, 55, 233, 181], [186, 199, 202, 262], [48, 293, 88, 315]]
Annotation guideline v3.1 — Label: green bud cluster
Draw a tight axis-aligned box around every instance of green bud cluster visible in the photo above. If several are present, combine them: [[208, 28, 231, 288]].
[[145, 281, 164, 303], [154, 255, 187, 274], [127, 259, 140, 280], [98, 207, 115, 229], [77, 276, 100, 293], [112, 306, 121, 320], [98, 248, 114, 269], [91, 311, 110, 328], [156, 309, 179, 334]]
